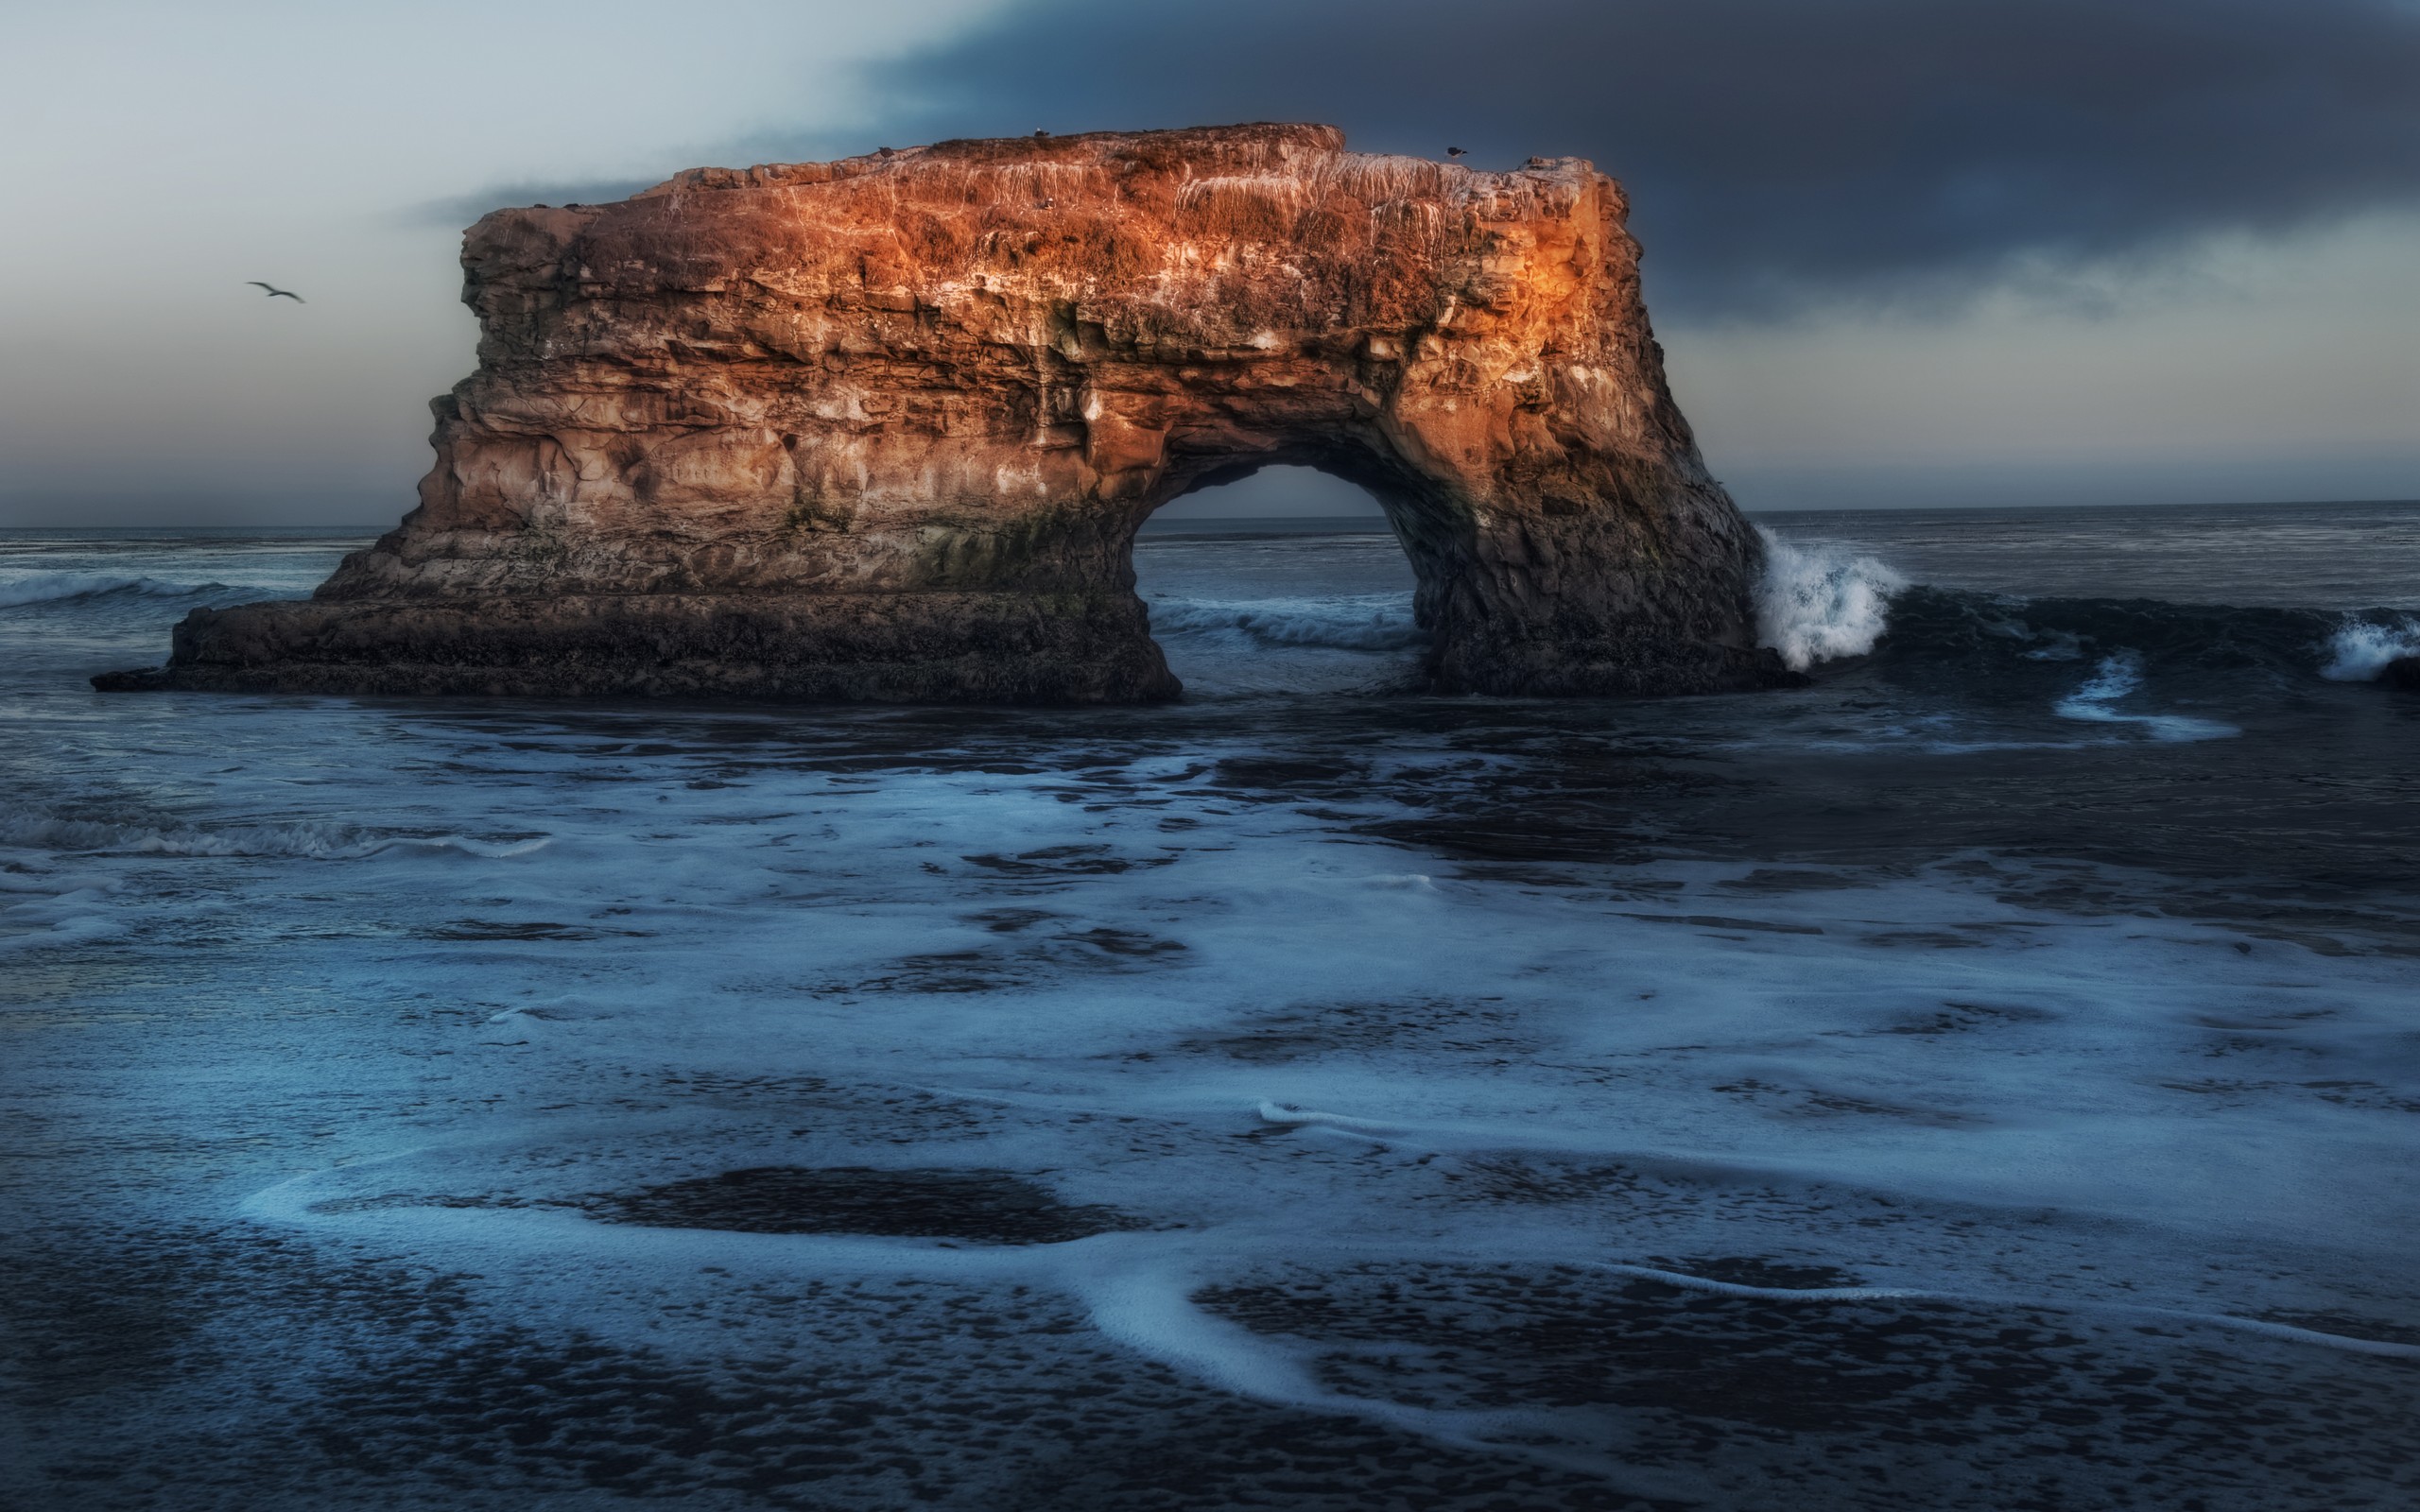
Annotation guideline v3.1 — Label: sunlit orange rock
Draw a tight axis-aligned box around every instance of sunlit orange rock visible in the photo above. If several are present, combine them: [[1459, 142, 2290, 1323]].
[[101, 124, 1780, 701]]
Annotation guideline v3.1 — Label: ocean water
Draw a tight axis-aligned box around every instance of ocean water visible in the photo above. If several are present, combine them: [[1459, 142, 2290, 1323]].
[[4, 502, 2418, 1510]]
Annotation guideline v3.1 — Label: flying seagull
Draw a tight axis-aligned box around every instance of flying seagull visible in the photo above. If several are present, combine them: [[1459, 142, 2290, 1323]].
[[247, 282, 304, 302], [1446, 146, 1467, 160]]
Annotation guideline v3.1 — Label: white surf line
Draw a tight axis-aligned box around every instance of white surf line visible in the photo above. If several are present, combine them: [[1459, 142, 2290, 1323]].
[[244, 1165, 1117, 1285], [240, 1155, 2418, 1506], [245, 1110, 2420, 1380], [245, 1171, 1708, 1497], [1252, 1099, 1408, 1136], [1245, 1098, 1841, 1187], [241, 1150, 1699, 1498], [257, 1151, 2420, 1368], [849, 1091, 2420, 1361], [1239, 1105, 2420, 1363], [1068, 1255, 1720, 1504], [1565, 1262, 2420, 1362]]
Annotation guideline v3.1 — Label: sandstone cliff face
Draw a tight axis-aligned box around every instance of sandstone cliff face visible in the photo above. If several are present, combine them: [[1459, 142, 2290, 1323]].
[[103, 123, 1778, 701]]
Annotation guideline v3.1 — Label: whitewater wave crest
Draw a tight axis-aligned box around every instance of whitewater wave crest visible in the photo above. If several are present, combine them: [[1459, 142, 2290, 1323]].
[[1148, 596, 1426, 653], [0, 811, 550, 860], [1754, 530, 1906, 671], [0, 571, 235, 608], [2319, 614, 2420, 681], [2052, 652, 2239, 742]]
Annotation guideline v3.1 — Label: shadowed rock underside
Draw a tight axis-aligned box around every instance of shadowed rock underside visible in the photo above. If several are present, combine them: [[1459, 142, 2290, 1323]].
[[100, 124, 1781, 703]]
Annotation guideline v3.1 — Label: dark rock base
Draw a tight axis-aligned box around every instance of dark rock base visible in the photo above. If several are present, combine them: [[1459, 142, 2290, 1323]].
[[93, 592, 1182, 705], [93, 592, 1790, 703]]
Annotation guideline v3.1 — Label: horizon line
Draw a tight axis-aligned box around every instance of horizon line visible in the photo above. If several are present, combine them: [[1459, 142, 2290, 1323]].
[[5, 494, 2418, 532]]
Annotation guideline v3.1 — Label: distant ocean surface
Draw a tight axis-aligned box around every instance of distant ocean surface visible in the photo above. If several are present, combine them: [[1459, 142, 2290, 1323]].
[[5, 500, 2417, 1510]]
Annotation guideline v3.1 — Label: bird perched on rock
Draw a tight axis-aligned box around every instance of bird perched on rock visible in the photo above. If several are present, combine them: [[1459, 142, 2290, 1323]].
[[247, 282, 303, 302], [1446, 146, 1467, 160]]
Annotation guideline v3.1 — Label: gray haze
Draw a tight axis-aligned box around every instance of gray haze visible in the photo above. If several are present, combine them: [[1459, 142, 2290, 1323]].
[[2, 0, 2412, 524]]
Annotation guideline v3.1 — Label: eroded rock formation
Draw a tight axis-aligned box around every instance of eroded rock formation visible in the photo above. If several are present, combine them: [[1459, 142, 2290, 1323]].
[[100, 124, 1781, 702]]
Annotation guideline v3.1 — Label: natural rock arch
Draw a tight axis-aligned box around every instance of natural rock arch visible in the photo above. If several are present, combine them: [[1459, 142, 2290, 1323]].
[[100, 124, 1782, 702]]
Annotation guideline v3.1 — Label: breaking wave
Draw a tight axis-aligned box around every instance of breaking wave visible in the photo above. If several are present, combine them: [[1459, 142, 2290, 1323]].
[[1754, 529, 1906, 670], [0, 810, 549, 860], [2051, 652, 2240, 742], [0, 571, 233, 608], [2319, 614, 2420, 681], [1148, 596, 1426, 653]]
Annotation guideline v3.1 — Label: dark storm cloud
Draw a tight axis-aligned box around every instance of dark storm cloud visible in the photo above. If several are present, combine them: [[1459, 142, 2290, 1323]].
[[860, 0, 2420, 315]]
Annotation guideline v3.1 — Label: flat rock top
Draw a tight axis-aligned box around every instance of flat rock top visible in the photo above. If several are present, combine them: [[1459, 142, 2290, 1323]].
[[627, 121, 1602, 217], [465, 123, 1629, 344]]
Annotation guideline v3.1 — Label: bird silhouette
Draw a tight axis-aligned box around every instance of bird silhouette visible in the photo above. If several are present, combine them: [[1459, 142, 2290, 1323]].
[[1446, 146, 1467, 160], [248, 282, 304, 302]]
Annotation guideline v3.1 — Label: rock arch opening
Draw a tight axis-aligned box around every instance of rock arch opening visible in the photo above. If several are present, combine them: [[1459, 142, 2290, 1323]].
[[1133, 465, 1424, 696]]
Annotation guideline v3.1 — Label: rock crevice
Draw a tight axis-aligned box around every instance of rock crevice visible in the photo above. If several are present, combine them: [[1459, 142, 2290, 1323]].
[[101, 123, 1781, 701]]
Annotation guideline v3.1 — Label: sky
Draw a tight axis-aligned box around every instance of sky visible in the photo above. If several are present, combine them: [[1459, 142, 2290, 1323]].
[[1, 0, 2413, 524]]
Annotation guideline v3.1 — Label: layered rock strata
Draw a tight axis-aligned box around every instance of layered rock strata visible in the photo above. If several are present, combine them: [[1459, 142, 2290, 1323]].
[[100, 123, 1780, 702]]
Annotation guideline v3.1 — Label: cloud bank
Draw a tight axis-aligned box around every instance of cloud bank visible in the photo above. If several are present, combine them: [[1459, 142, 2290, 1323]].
[[860, 0, 2420, 316]]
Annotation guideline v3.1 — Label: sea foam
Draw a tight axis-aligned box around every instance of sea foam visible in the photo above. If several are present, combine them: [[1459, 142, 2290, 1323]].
[[2053, 652, 2239, 741], [0, 810, 548, 860], [1147, 595, 1426, 652], [1754, 529, 1905, 670], [2319, 614, 2420, 681]]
